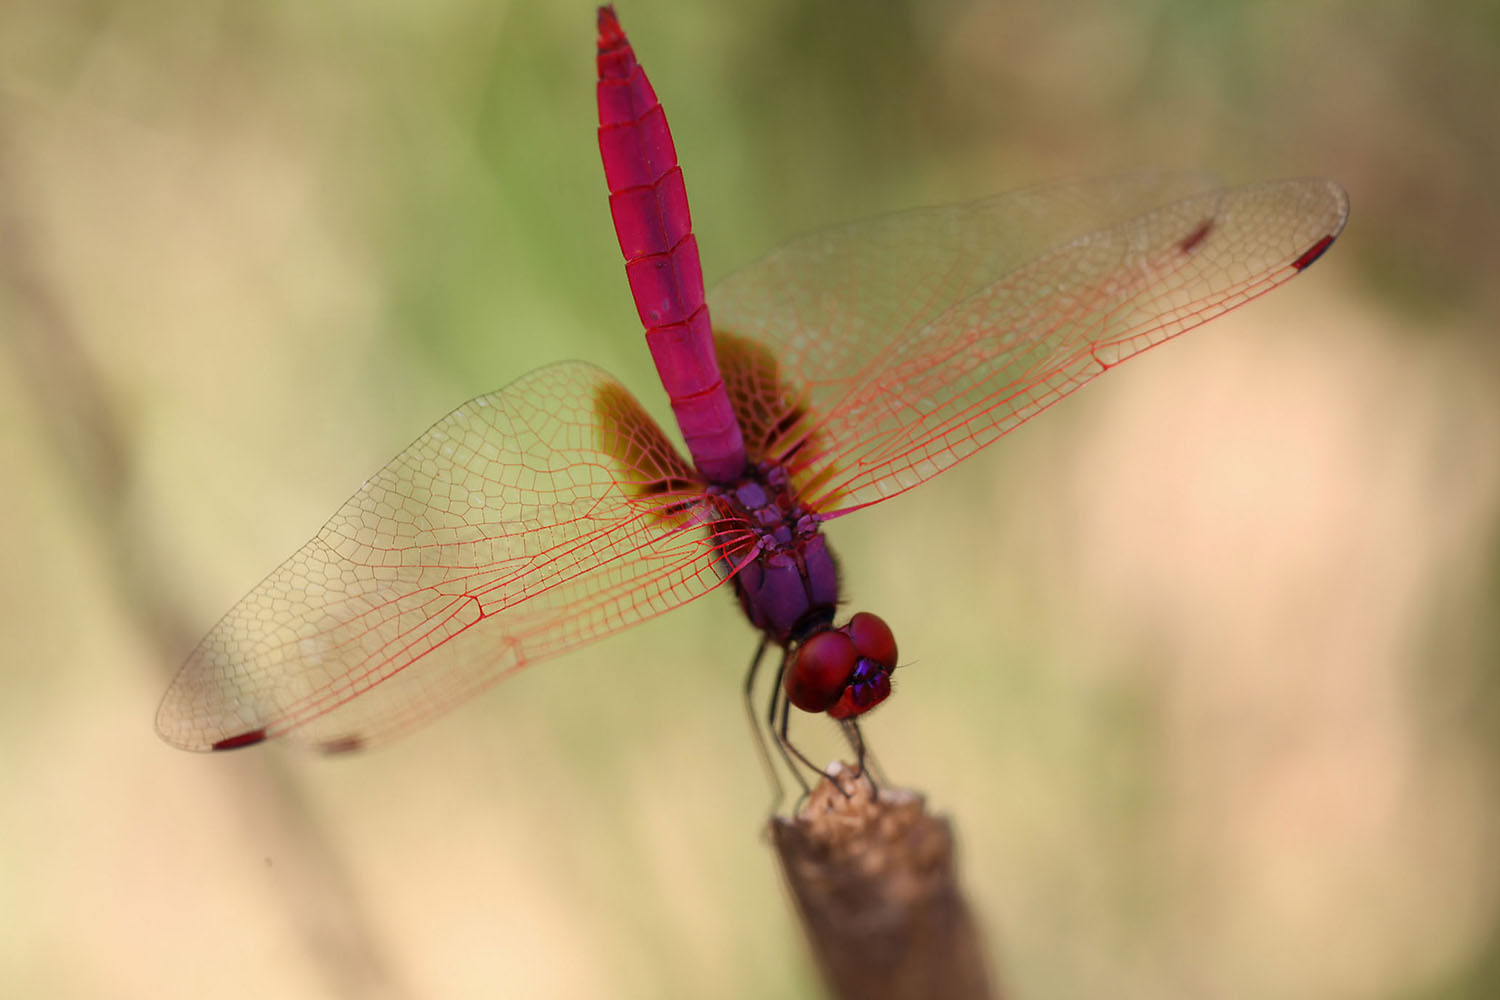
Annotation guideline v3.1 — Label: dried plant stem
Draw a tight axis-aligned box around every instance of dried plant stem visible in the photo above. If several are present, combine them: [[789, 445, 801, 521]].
[[771, 763, 998, 1000]]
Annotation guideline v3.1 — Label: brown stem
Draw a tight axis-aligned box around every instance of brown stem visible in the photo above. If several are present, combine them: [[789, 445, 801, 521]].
[[771, 763, 999, 1000]]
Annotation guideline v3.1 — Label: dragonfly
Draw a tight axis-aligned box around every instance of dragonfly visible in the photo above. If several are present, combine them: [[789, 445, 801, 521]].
[[157, 6, 1348, 773]]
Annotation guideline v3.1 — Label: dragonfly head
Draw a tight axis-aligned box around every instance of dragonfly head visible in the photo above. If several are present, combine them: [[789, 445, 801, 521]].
[[784, 612, 898, 719]]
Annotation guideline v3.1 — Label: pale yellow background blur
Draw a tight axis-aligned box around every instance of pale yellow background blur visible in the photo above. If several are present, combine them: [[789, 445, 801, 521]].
[[2, 2, 1497, 998]]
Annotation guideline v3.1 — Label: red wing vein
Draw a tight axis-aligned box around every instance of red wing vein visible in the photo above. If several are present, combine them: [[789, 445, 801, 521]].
[[157, 361, 733, 752]]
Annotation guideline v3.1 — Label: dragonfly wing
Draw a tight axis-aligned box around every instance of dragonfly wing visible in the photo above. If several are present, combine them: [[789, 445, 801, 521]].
[[712, 172, 1225, 464], [157, 361, 719, 752], [710, 175, 1348, 513]]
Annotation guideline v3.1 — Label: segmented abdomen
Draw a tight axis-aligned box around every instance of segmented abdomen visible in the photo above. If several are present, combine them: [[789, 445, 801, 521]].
[[595, 6, 747, 484]]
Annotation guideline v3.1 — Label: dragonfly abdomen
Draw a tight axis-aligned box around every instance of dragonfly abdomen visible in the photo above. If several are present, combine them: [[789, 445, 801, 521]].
[[596, 6, 747, 484]]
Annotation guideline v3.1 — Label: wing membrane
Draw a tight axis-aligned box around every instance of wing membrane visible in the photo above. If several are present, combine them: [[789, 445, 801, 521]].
[[710, 175, 1349, 513], [157, 362, 720, 752]]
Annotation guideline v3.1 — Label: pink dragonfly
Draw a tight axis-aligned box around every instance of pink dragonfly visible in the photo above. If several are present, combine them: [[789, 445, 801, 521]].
[[157, 7, 1348, 768]]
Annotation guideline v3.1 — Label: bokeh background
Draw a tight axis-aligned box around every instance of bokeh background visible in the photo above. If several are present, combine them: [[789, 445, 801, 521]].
[[3, 1, 1497, 997]]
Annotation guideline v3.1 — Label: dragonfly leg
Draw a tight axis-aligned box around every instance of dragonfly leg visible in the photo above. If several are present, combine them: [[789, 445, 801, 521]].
[[840, 719, 884, 798], [766, 650, 814, 800], [777, 695, 819, 810], [741, 636, 786, 811], [772, 668, 857, 802]]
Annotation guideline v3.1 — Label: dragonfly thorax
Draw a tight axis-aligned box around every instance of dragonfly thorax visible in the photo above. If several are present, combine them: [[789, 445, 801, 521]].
[[709, 465, 898, 719], [710, 463, 839, 645]]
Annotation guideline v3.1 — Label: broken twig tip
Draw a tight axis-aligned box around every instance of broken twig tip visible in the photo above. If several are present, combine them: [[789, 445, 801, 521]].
[[770, 763, 997, 1000]]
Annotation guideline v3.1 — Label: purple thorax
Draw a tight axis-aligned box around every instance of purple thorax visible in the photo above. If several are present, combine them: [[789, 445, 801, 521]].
[[710, 463, 839, 643]]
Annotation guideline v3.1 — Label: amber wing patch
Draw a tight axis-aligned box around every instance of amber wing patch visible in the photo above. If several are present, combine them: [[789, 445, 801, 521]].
[[593, 381, 701, 511], [715, 328, 831, 470]]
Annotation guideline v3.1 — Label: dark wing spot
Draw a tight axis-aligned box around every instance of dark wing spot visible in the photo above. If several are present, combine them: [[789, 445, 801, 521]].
[[639, 475, 702, 518], [1290, 234, 1336, 271], [769, 406, 809, 459], [640, 475, 699, 496], [319, 736, 365, 755], [1178, 219, 1214, 255], [211, 728, 268, 751]]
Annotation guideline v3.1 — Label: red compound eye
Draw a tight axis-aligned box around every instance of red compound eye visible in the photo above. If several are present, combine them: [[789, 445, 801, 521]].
[[785, 630, 857, 713], [846, 612, 897, 669]]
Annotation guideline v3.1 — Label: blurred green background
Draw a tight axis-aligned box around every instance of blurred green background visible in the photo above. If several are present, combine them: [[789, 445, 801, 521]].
[[2, 1, 1498, 997]]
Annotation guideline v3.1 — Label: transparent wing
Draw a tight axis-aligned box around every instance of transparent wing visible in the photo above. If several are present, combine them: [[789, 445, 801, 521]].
[[710, 174, 1349, 513], [157, 361, 722, 752]]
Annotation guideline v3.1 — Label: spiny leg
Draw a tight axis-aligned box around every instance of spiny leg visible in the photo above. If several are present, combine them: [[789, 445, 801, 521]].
[[741, 636, 785, 809]]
